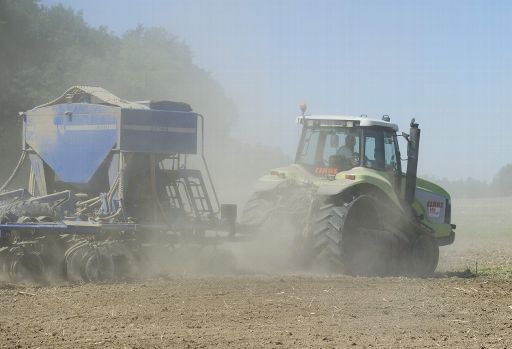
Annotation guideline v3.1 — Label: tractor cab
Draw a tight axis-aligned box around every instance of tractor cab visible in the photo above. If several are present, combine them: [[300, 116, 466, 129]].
[[295, 115, 401, 177]]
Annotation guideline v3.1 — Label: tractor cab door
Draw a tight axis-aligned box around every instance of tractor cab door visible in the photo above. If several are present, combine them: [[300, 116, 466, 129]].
[[362, 128, 402, 190]]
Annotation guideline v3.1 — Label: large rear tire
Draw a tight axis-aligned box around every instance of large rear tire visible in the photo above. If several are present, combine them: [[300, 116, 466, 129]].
[[311, 196, 406, 276], [311, 204, 346, 271], [409, 233, 439, 277]]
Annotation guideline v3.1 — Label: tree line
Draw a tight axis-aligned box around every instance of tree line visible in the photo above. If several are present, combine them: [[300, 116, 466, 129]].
[[426, 164, 512, 198], [0, 0, 289, 203]]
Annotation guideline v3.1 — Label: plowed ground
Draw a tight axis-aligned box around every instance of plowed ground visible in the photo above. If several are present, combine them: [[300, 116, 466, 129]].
[[1, 198, 512, 349]]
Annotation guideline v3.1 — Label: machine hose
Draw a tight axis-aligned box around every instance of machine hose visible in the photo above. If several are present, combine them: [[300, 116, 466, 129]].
[[94, 207, 122, 222], [76, 175, 120, 216], [0, 151, 27, 193]]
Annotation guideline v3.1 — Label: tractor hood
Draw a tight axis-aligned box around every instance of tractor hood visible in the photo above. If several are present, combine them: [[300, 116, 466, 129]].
[[413, 176, 451, 226], [415, 177, 450, 199]]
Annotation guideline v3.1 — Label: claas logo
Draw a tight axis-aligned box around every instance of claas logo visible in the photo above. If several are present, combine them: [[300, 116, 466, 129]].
[[426, 200, 444, 218], [427, 201, 444, 208], [315, 167, 338, 176]]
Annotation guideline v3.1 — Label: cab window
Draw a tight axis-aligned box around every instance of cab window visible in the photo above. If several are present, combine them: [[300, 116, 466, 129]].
[[363, 129, 399, 172], [297, 127, 321, 166], [363, 130, 385, 169], [322, 131, 360, 164], [296, 127, 361, 170], [384, 132, 399, 172]]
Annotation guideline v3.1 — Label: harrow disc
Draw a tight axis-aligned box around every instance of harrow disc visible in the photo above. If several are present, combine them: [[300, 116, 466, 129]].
[[80, 247, 115, 282], [64, 242, 90, 283], [8, 248, 45, 283]]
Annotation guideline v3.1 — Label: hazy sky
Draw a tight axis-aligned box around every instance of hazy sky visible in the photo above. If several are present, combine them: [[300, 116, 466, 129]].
[[41, 0, 512, 180]]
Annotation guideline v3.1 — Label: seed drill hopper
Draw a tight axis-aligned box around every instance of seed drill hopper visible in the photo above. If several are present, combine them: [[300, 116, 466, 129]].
[[0, 86, 237, 283]]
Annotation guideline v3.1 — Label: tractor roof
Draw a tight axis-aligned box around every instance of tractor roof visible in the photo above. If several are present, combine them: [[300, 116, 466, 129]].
[[299, 115, 399, 131]]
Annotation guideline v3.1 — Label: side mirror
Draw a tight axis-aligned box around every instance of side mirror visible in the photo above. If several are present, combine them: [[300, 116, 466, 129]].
[[398, 134, 409, 162], [330, 134, 339, 148]]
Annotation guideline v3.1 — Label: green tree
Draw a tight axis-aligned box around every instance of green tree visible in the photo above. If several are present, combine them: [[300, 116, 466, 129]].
[[0, 0, 290, 204], [491, 164, 512, 196], [0, 1, 238, 172]]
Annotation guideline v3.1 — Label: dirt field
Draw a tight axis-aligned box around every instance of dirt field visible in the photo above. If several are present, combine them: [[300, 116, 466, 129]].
[[1, 197, 512, 348]]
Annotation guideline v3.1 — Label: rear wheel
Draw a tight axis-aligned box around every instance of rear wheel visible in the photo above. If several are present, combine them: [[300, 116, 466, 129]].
[[311, 204, 346, 271], [409, 233, 439, 277], [311, 196, 405, 276]]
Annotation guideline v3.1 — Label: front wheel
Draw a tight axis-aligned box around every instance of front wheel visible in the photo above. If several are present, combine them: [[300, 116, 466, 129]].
[[240, 192, 278, 228]]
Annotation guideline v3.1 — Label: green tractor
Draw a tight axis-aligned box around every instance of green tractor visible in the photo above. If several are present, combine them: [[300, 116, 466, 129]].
[[241, 106, 455, 276]]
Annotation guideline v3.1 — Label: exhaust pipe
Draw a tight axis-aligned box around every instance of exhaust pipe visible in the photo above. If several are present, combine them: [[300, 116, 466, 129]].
[[405, 119, 420, 205]]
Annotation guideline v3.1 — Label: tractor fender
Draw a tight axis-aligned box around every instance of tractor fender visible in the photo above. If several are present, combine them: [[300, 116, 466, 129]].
[[253, 178, 287, 192], [316, 180, 357, 196], [318, 182, 404, 214], [252, 169, 296, 192], [317, 169, 403, 210]]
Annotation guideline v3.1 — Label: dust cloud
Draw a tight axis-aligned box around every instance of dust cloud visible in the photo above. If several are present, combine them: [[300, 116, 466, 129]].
[[142, 148, 302, 277], [437, 196, 512, 275]]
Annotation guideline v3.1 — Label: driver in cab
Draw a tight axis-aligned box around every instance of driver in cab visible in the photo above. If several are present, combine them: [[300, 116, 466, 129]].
[[336, 134, 356, 162]]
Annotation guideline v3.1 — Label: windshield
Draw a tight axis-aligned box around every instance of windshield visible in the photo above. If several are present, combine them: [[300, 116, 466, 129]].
[[296, 127, 361, 171], [296, 126, 400, 175]]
